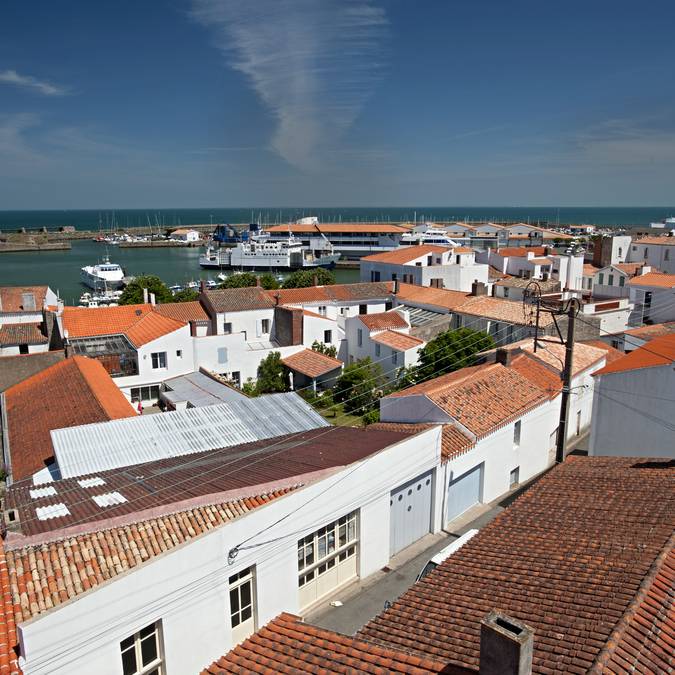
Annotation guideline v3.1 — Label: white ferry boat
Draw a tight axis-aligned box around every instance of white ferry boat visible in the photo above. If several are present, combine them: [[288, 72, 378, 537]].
[[400, 227, 459, 247], [80, 256, 126, 290], [199, 234, 340, 270]]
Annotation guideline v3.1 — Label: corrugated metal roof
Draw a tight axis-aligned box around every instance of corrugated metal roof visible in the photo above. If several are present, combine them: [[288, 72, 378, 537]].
[[50, 392, 328, 479], [161, 371, 247, 407]]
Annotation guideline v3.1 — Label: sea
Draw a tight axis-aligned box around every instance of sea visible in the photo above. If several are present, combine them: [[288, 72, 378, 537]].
[[1, 207, 672, 305]]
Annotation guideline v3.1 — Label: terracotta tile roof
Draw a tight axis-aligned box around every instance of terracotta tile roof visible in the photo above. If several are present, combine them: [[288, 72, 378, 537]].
[[6, 489, 296, 624], [368, 422, 474, 461], [265, 223, 411, 234], [282, 348, 343, 378], [0, 323, 48, 346], [371, 330, 424, 351], [302, 308, 332, 320], [624, 321, 675, 340], [394, 283, 470, 311], [628, 272, 675, 288], [3, 356, 137, 481], [387, 362, 548, 439], [203, 287, 275, 313], [359, 310, 409, 331], [0, 351, 65, 392], [494, 277, 560, 292], [594, 333, 675, 376], [508, 352, 562, 398], [202, 612, 449, 674], [528, 257, 552, 265], [458, 296, 554, 327], [62, 304, 185, 346], [633, 235, 675, 246], [487, 267, 510, 281], [0, 287, 48, 313], [453, 247, 475, 254], [583, 263, 599, 276], [269, 282, 393, 306], [361, 245, 451, 264], [154, 300, 208, 323], [579, 340, 624, 365], [359, 456, 675, 674], [614, 262, 653, 276], [496, 246, 547, 258], [0, 544, 20, 675]]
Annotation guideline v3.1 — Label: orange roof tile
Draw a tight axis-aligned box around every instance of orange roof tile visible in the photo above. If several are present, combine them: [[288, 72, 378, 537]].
[[202, 612, 448, 674], [633, 235, 675, 246], [594, 333, 675, 376], [580, 339, 624, 364], [583, 263, 599, 276], [371, 330, 424, 351], [361, 245, 451, 264], [458, 296, 555, 327], [265, 223, 411, 234], [453, 247, 475, 254], [528, 257, 552, 264], [0, 323, 48, 346], [628, 272, 675, 288], [508, 352, 562, 398], [282, 348, 343, 378], [269, 282, 393, 306], [624, 321, 675, 340], [0, 543, 20, 675], [368, 422, 474, 462], [154, 300, 208, 323], [0, 286, 48, 313], [394, 283, 470, 311], [388, 362, 548, 439], [496, 246, 548, 257], [62, 304, 185, 347], [3, 356, 137, 481], [359, 310, 408, 331]]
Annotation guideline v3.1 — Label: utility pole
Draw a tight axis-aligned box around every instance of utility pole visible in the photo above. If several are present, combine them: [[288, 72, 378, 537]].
[[555, 298, 579, 463]]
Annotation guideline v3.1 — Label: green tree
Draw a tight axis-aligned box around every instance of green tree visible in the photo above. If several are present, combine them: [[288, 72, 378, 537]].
[[219, 272, 279, 290], [282, 268, 335, 289], [172, 288, 200, 302], [333, 358, 384, 414], [119, 275, 173, 305], [410, 327, 495, 384], [255, 351, 290, 394], [311, 340, 337, 358], [362, 409, 380, 426]]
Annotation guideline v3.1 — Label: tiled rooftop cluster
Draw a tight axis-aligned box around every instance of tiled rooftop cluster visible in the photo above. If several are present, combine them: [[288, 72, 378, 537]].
[[0, 286, 49, 313]]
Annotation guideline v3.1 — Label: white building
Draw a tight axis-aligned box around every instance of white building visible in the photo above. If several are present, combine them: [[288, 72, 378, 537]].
[[360, 244, 489, 293], [344, 309, 424, 380], [581, 262, 652, 297], [169, 228, 200, 242], [627, 272, 675, 325], [589, 333, 675, 458], [3, 424, 447, 675], [0, 285, 59, 356], [611, 322, 675, 352], [626, 236, 675, 274]]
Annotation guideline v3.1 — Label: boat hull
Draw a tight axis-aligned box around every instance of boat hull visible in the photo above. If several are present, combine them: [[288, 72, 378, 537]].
[[80, 269, 125, 290]]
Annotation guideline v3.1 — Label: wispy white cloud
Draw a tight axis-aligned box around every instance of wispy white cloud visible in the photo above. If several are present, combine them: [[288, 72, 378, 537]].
[[191, 0, 388, 170], [0, 69, 70, 96]]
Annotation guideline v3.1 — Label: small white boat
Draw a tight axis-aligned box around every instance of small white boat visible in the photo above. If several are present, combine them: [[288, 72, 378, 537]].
[[186, 280, 200, 290], [400, 227, 459, 247], [169, 284, 183, 293], [81, 256, 125, 290], [205, 279, 218, 289]]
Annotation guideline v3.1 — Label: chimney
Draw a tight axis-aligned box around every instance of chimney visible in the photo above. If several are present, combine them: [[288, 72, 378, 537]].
[[199, 279, 206, 293], [543, 246, 550, 256], [312, 273, 319, 287], [256, 275, 261, 287], [274, 292, 280, 306], [471, 281, 487, 296], [495, 347, 513, 366], [150, 292, 156, 306], [392, 279, 400, 295], [143, 287, 149, 304], [479, 611, 534, 675]]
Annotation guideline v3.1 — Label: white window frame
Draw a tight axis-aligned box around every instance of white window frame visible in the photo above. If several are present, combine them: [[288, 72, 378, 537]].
[[151, 352, 167, 369], [120, 621, 164, 675], [229, 566, 256, 634], [298, 511, 358, 588], [509, 466, 520, 488], [261, 318, 271, 334]]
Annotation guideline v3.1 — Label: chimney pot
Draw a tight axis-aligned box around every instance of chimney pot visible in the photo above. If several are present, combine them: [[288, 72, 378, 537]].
[[143, 287, 149, 304], [471, 281, 487, 296], [495, 347, 513, 366], [479, 611, 534, 675], [392, 279, 400, 295], [150, 292, 156, 306], [199, 279, 206, 293], [312, 273, 318, 287]]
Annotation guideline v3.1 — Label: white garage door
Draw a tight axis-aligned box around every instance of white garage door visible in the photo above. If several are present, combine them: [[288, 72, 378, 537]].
[[447, 463, 483, 523], [390, 470, 433, 556]]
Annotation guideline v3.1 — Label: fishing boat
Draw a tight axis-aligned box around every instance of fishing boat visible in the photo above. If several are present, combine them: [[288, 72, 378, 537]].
[[199, 233, 340, 270], [80, 256, 126, 290]]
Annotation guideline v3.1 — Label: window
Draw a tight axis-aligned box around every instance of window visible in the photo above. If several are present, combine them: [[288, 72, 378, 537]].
[[131, 385, 160, 403], [375, 343, 381, 357], [513, 420, 521, 448], [357, 328, 363, 347], [370, 270, 381, 282], [426, 256, 433, 265], [576, 410, 582, 436], [619, 276, 625, 287], [324, 329, 332, 343], [644, 247, 648, 259], [298, 511, 358, 587], [230, 371, 241, 387], [359, 304, 367, 315], [261, 319, 270, 334], [120, 621, 163, 675], [318, 306, 327, 317], [229, 567, 255, 630], [151, 352, 167, 369], [176, 349, 182, 358], [217, 347, 228, 364], [391, 350, 398, 364], [509, 467, 520, 488], [503, 287, 510, 298], [223, 322, 233, 335], [430, 278, 444, 288], [608, 274, 614, 286], [456, 255, 461, 264], [19, 344, 29, 355], [665, 249, 670, 261], [598, 273, 604, 285], [618, 247, 623, 258], [632, 245, 637, 251]]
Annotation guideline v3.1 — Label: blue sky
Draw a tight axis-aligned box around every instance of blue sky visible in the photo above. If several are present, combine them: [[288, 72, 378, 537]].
[[1, 0, 674, 208]]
